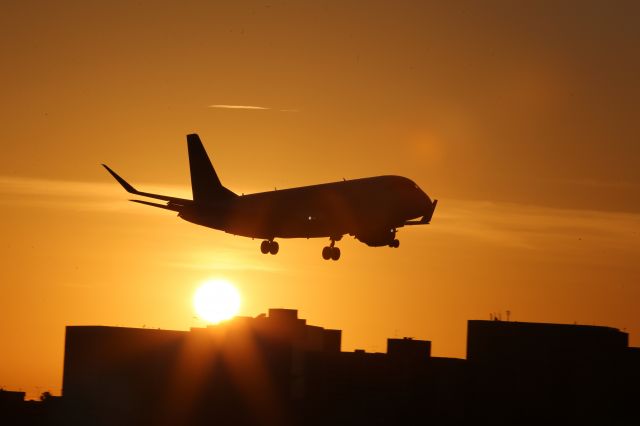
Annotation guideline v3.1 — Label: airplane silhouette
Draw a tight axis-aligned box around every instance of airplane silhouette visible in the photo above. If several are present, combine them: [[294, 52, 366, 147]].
[[103, 134, 437, 260]]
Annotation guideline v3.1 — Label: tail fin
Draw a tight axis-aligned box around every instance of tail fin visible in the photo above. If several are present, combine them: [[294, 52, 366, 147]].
[[187, 134, 236, 203]]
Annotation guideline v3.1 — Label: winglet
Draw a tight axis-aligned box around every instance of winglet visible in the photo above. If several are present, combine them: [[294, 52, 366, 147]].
[[102, 164, 137, 194], [404, 199, 438, 226], [423, 199, 438, 223]]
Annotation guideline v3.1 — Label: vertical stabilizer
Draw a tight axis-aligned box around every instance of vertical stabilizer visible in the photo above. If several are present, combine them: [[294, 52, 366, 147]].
[[187, 134, 236, 203]]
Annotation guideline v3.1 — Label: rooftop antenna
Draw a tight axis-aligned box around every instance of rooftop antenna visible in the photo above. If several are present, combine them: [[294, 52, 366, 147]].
[[506, 310, 511, 321]]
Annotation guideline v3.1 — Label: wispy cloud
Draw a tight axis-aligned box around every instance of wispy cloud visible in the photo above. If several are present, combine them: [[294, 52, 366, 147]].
[[546, 177, 640, 190], [162, 237, 286, 273], [0, 175, 190, 213], [167, 257, 282, 274], [208, 104, 299, 112], [208, 104, 270, 110], [5, 175, 637, 256], [427, 198, 640, 252]]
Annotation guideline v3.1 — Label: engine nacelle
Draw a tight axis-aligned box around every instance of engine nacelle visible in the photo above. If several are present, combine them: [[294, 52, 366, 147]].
[[355, 229, 396, 247]]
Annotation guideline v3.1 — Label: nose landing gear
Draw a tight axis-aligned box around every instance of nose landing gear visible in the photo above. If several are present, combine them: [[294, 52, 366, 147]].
[[322, 239, 341, 261], [260, 240, 279, 255], [389, 239, 400, 248]]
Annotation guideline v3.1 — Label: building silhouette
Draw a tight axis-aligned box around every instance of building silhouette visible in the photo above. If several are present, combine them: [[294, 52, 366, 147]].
[[466, 320, 636, 425], [4, 311, 639, 425], [1, 389, 62, 426], [62, 309, 340, 426]]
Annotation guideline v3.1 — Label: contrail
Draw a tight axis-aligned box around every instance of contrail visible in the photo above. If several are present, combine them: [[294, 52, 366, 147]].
[[208, 104, 270, 110]]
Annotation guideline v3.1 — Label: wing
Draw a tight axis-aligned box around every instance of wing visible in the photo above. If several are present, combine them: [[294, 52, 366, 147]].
[[102, 164, 192, 209]]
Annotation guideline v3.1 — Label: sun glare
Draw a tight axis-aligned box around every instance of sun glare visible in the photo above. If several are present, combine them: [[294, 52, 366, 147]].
[[193, 279, 241, 324]]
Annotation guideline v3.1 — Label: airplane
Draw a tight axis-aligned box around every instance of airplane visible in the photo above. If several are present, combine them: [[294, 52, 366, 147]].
[[103, 133, 437, 261]]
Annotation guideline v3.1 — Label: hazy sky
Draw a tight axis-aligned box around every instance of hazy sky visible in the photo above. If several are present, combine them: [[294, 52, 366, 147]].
[[1, 0, 639, 398]]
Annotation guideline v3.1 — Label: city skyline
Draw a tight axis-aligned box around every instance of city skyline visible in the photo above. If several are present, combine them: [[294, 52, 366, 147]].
[[3, 309, 637, 425]]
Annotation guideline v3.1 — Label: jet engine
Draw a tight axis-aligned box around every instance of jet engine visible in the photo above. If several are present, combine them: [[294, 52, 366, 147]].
[[354, 229, 397, 247]]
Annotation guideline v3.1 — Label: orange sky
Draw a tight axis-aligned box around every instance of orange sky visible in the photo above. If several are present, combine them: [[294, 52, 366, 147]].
[[1, 1, 639, 398]]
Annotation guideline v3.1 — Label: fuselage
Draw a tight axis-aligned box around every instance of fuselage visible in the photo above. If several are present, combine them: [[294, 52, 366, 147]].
[[179, 175, 431, 245]]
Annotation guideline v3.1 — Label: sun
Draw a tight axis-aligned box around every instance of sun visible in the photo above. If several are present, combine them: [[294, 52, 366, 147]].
[[193, 279, 241, 324]]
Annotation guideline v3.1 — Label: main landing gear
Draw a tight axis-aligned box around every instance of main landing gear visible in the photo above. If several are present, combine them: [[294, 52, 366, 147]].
[[322, 239, 341, 261], [389, 239, 400, 248], [260, 240, 279, 255]]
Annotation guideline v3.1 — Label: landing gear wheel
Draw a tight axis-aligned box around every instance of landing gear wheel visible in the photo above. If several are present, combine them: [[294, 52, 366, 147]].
[[322, 246, 332, 260], [330, 247, 341, 261], [269, 241, 279, 255], [322, 237, 342, 261], [260, 240, 270, 254], [390, 239, 400, 248]]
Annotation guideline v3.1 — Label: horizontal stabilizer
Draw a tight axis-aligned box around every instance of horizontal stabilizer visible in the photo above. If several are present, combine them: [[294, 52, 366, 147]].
[[129, 199, 182, 211]]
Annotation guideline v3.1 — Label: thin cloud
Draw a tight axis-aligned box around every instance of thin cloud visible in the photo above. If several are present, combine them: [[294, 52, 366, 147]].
[[166, 259, 282, 274], [208, 105, 299, 112], [164, 243, 285, 273], [0, 175, 190, 213], [547, 177, 640, 190], [208, 104, 270, 110], [427, 198, 640, 252]]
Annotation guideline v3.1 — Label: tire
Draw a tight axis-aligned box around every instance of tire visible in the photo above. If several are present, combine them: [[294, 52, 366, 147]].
[[331, 247, 341, 261], [322, 246, 331, 260], [269, 241, 279, 255], [260, 240, 270, 254]]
